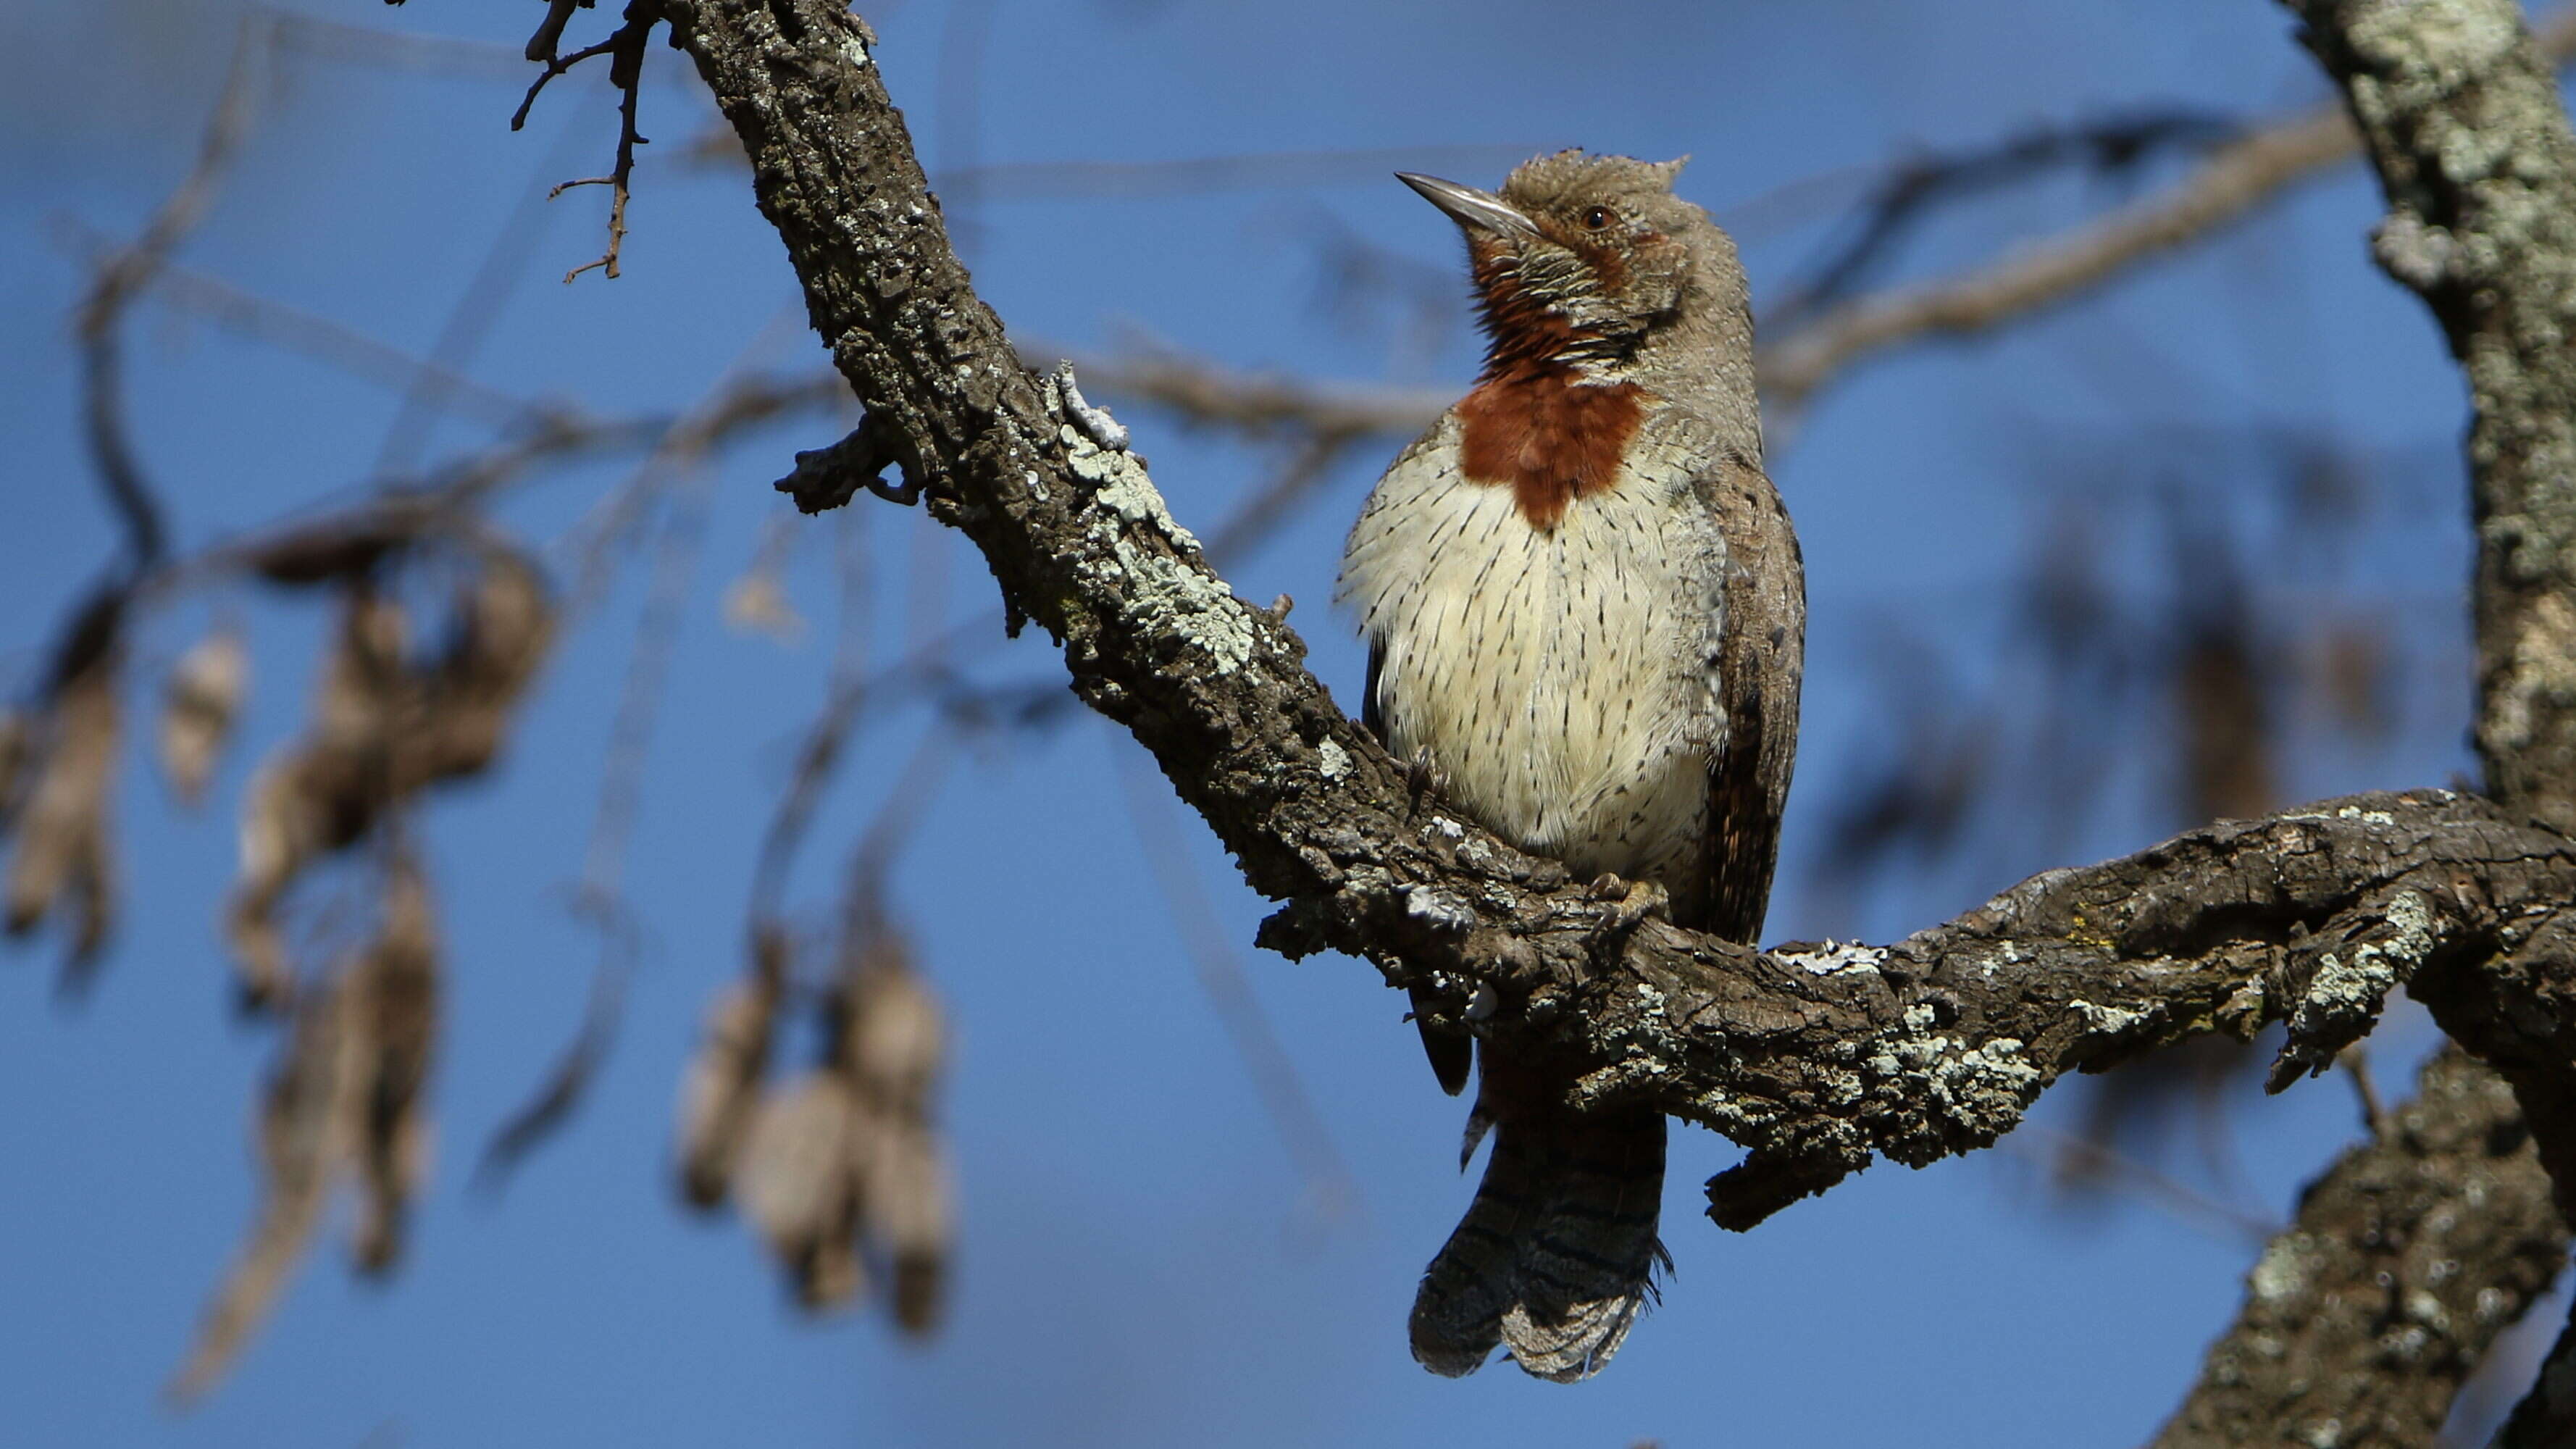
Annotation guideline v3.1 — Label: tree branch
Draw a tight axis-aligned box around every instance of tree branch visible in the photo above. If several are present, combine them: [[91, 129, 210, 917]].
[[2275, 1, 2576, 1438], [2285, 0, 2576, 838], [2147, 1045, 2567, 1449], [639, 3, 2576, 1249]]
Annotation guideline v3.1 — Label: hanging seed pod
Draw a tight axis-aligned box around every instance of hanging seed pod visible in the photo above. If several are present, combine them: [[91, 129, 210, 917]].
[[227, 589, 408, 1011], [837, 927, 953, 1335], [845, 948, 948, 1330], [737, 1072, 867, 1309], [845, 948, 945, 1111], [243, 511, 422, 587], [160, 627, 247, 807], [874, 1122, 952, 1335], [675, 924, 789, 1208], [227, 755, 322, 1010]]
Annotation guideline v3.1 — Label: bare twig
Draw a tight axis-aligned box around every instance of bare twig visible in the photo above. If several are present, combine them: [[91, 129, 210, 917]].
[[75, 16, 272, 577], [2007, 1121, 2278, 1248], [1757, 7, 2576, 412], [2338, 1045, 2388, 1137], [516, 0, 665, 284], [1768, 107, 2242, 329], [477, 321, 803, 1181], [511, 38, 619, 131], [375, 109, 595, 480], [49, 225, 554, 433]]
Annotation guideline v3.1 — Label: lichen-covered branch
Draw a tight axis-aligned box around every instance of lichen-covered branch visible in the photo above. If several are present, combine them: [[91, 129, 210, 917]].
[[2285, 0, 2576, 837], [2275, 3, 2576, 1438], [642, 0, 2576, 1244], [2107, 4, 2576, 1441], [2146, 1045, 2567, 1449]]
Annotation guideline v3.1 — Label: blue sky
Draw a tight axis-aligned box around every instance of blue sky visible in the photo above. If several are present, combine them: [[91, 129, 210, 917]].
[[0, 1, 2527, 1445]]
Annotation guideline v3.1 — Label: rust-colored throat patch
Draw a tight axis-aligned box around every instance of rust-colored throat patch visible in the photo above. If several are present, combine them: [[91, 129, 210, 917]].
[[1456, 367, 1644, 531]]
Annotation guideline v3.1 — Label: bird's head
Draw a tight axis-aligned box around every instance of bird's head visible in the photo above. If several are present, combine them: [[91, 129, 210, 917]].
[[1401, 151, 1745, 382]]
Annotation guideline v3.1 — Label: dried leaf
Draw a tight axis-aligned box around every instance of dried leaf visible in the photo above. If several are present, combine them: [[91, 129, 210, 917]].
[[159, 627, 248, 806], [168, 959, 369, 1400], [354, 853, 439, 1274], [674, 927, 787, 1208], [0, 707, 32, 824], [4, 660, 122, 977], [228, 754, 330, 1010]]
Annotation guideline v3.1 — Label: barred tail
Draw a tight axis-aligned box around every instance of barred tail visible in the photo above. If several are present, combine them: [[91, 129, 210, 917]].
[[1408, 1092, 1668, 1382]]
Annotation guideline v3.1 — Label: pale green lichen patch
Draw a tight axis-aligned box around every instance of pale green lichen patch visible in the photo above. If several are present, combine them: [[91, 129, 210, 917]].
[[2292, 890, 2438, 1048], [1316, 737, 1351, 780], [1063, 426, 1254, 675], [1781, 940, 1884, 976], [1857, 1024, 2044, 1164], [2488, 592, 2576, 751], [1923, 1037, 2041, 1136], [2250, 1233, 2319, 1304], [2067, 998, 2151, 1043]]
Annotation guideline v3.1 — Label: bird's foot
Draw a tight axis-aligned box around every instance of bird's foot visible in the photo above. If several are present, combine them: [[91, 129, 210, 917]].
[[1587, 874, 1668, 935], [1405, 748, 1453, 809]]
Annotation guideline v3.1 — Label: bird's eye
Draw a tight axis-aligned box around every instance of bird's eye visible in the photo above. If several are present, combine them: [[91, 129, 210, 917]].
[[1581, 206, 1614, 231]]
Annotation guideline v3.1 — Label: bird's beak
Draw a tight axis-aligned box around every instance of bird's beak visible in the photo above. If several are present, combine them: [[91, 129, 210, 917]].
[[1397, 172, 1540, 241]]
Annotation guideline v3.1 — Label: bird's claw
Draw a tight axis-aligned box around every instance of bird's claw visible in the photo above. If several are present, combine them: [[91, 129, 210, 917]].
[[1589, 874, 1668, 934], [1406, 747, 1452, 806]]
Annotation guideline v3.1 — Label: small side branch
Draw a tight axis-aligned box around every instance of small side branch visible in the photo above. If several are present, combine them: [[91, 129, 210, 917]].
[[515, 0, 665, 283], [75, 17, 272, 578], [1757, 7, 2576, 413], [775, 412, 918, 513]]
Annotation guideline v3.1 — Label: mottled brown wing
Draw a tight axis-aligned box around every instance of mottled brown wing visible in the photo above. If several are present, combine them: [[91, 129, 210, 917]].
[[1366, 639, 1474, 1096], [1699, 456, 1805, 947]]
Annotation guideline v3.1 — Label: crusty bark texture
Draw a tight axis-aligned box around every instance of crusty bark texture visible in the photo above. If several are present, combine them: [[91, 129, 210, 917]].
[[649, 0, 2576, 1435]]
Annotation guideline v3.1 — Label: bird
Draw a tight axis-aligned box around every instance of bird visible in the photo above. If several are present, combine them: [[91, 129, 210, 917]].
[[1337, 150, 1805, 1382]]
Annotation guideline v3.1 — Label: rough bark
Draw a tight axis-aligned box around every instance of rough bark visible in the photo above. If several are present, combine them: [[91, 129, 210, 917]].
[[2128, 6, 2576, 1443], [640, 0, 2576, 1427], [2283, 0, 2576, 835], [650, 0, 2576, 1217], [2148, 1046, 2565, 1449], [2275, 4, 2576, 1441]]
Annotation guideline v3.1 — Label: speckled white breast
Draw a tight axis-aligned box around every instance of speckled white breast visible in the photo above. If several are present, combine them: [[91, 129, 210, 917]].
[[1339, 413, 1726, 895]]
